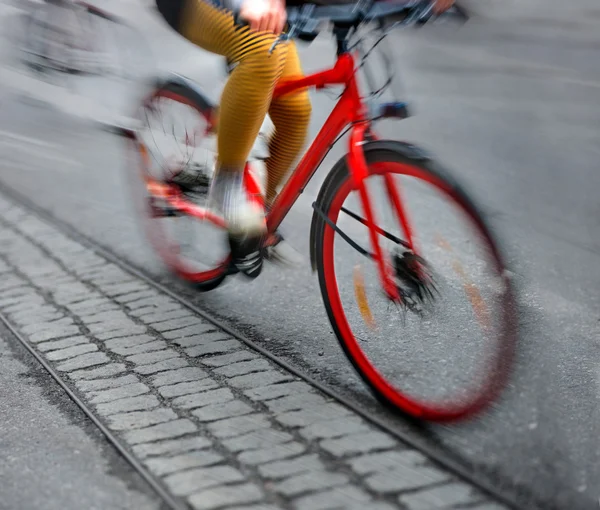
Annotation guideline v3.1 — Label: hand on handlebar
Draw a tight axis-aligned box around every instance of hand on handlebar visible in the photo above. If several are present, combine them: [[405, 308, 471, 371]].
[[239, 0, 287, 34]]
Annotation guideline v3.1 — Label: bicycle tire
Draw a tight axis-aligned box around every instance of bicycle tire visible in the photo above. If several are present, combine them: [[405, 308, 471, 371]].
[[128, 79, 229, 292], [312, 140, 518, 422]]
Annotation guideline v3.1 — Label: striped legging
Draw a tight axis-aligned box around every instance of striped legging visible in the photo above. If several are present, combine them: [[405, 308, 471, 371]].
[[156, 0, 312, 204]]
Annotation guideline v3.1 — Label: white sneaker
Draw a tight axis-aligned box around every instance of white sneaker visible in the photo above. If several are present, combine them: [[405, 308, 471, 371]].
[[209, 170, 266, 278]]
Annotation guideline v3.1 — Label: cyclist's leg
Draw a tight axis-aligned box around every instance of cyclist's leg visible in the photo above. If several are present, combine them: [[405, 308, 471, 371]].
[[155, 0, 286, 277], [265, 40, 312, 205]]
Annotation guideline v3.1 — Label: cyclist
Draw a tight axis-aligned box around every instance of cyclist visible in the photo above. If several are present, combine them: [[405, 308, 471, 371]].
[[154, 0, 454, 278]]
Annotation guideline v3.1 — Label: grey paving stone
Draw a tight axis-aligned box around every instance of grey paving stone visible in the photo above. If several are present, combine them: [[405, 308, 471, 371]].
[[174, 332, 234, 348], [89, 383, 151, 404], [172, 388, 234, 410], [274, 471, 349, 497], [110, 340, 167, 357], [53, 292, 94, 306], [22, 317, 75, 335], [102, 282, 150, 297], [275, 403, 352, 428], [213, 359, 272, 378], [96, 395, 161, 416], [10, 311, 60, 327], [0, 276, 23, 290], [69, 298, 118, 314], [151, 367, 208, 387], [56, 351, 109, 371], [165, 465, 245, 496], [145, 450, 224, 477], [36, 336, 89, 352], [265, 392, 329, 414], [200, 350, 258, 368], [365, 466, 449, 493], [398, 483, 480, 510], [293, 486, 372, 510], [158, 379, 220, 398], [320, 432, 397, 457], [258, 454, 324, 480], [96, 325, 148, 340], [68, 363, 127, 380], [83, 310, 132, 324], [152, 317, 211, 332], [126, 297, 180, 312], [163, 324, 217, 340], [44, 343, 98, 361], [185, 340, 243, 357], [243, 382, 312, 402], [139, 309, 192, 324], [70, 302, 119, 316], [0, 293, 37, 308], [10, 304, 56, 319], [134, 358, 188, 375], [229, 371, 294, 390], [222, 428, 294, 453], [127, 350, 179, 366], [188, 483, 264, 510], [36, 275, 74, 288], [75, 374, 139, 393], [85, 319, 141, 335], [298, 416, 370, 441], [85, 269, 134, 284], [14, 311, 64, 326], [66, 298, 113, 311], [208, 414, 271, 439], [114, 290, 158, 303], [348, 450, 428, 475], [133, 436, 212, 459], [51, 283, 91, 304], [130, 306, 164, 317], [3, 298, 46, 314], [192, 400, 254, 423], [237, 442, 306, 466], [104, 335, 156, 351], [29, 324, 82, 343], [107, 408, 178, 431], [124, 419, 198, 446], [0, 285, 29, 298]]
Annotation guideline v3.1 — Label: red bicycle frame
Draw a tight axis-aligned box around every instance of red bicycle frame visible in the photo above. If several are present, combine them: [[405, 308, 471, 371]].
[[135, 47, 416, 300], [266, 50, 404, 299]]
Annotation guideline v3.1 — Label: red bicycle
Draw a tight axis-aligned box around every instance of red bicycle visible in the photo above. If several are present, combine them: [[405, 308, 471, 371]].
[[125, 0, 518, 422]]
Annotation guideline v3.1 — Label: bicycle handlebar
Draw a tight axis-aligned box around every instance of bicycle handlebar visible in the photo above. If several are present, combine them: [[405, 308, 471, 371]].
[[234, 0, 468, 34]]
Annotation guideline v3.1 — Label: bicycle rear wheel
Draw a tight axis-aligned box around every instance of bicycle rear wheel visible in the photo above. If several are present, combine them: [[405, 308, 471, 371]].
[[312, 140, 518, 422], [127, 79, 229, 291]]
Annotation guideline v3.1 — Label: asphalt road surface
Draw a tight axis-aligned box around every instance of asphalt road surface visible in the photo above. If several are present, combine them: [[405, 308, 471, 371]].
[[0, 0, 599, 508]]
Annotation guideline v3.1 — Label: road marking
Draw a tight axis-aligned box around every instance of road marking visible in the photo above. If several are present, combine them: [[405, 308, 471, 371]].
[[0, 129, 54, 148]]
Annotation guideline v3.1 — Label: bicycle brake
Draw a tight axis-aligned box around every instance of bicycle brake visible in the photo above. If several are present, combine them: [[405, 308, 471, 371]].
[[392, 249, 438, 313]]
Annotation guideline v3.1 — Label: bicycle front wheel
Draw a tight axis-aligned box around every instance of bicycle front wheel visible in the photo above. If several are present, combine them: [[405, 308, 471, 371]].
[[313, 141, 518, 422]]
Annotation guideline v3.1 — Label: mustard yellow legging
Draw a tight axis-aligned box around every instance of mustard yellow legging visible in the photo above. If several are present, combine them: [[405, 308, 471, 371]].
[[178, 0, 312, 204]]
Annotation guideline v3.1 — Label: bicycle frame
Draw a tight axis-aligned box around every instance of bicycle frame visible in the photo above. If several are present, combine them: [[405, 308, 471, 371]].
[[266, 50, 404, 299], [133, 44, 414, 300]]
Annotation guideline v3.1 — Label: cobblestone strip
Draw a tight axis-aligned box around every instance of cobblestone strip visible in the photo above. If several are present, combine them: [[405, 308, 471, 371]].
[[0, 194, 509, 510]]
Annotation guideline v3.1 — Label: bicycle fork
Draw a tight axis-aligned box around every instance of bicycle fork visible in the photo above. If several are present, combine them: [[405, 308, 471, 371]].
[[347, 122, 417, 302]]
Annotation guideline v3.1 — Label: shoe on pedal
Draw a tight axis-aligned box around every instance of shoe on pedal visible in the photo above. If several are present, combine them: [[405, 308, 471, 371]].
[[209, 169, 266, 279]]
